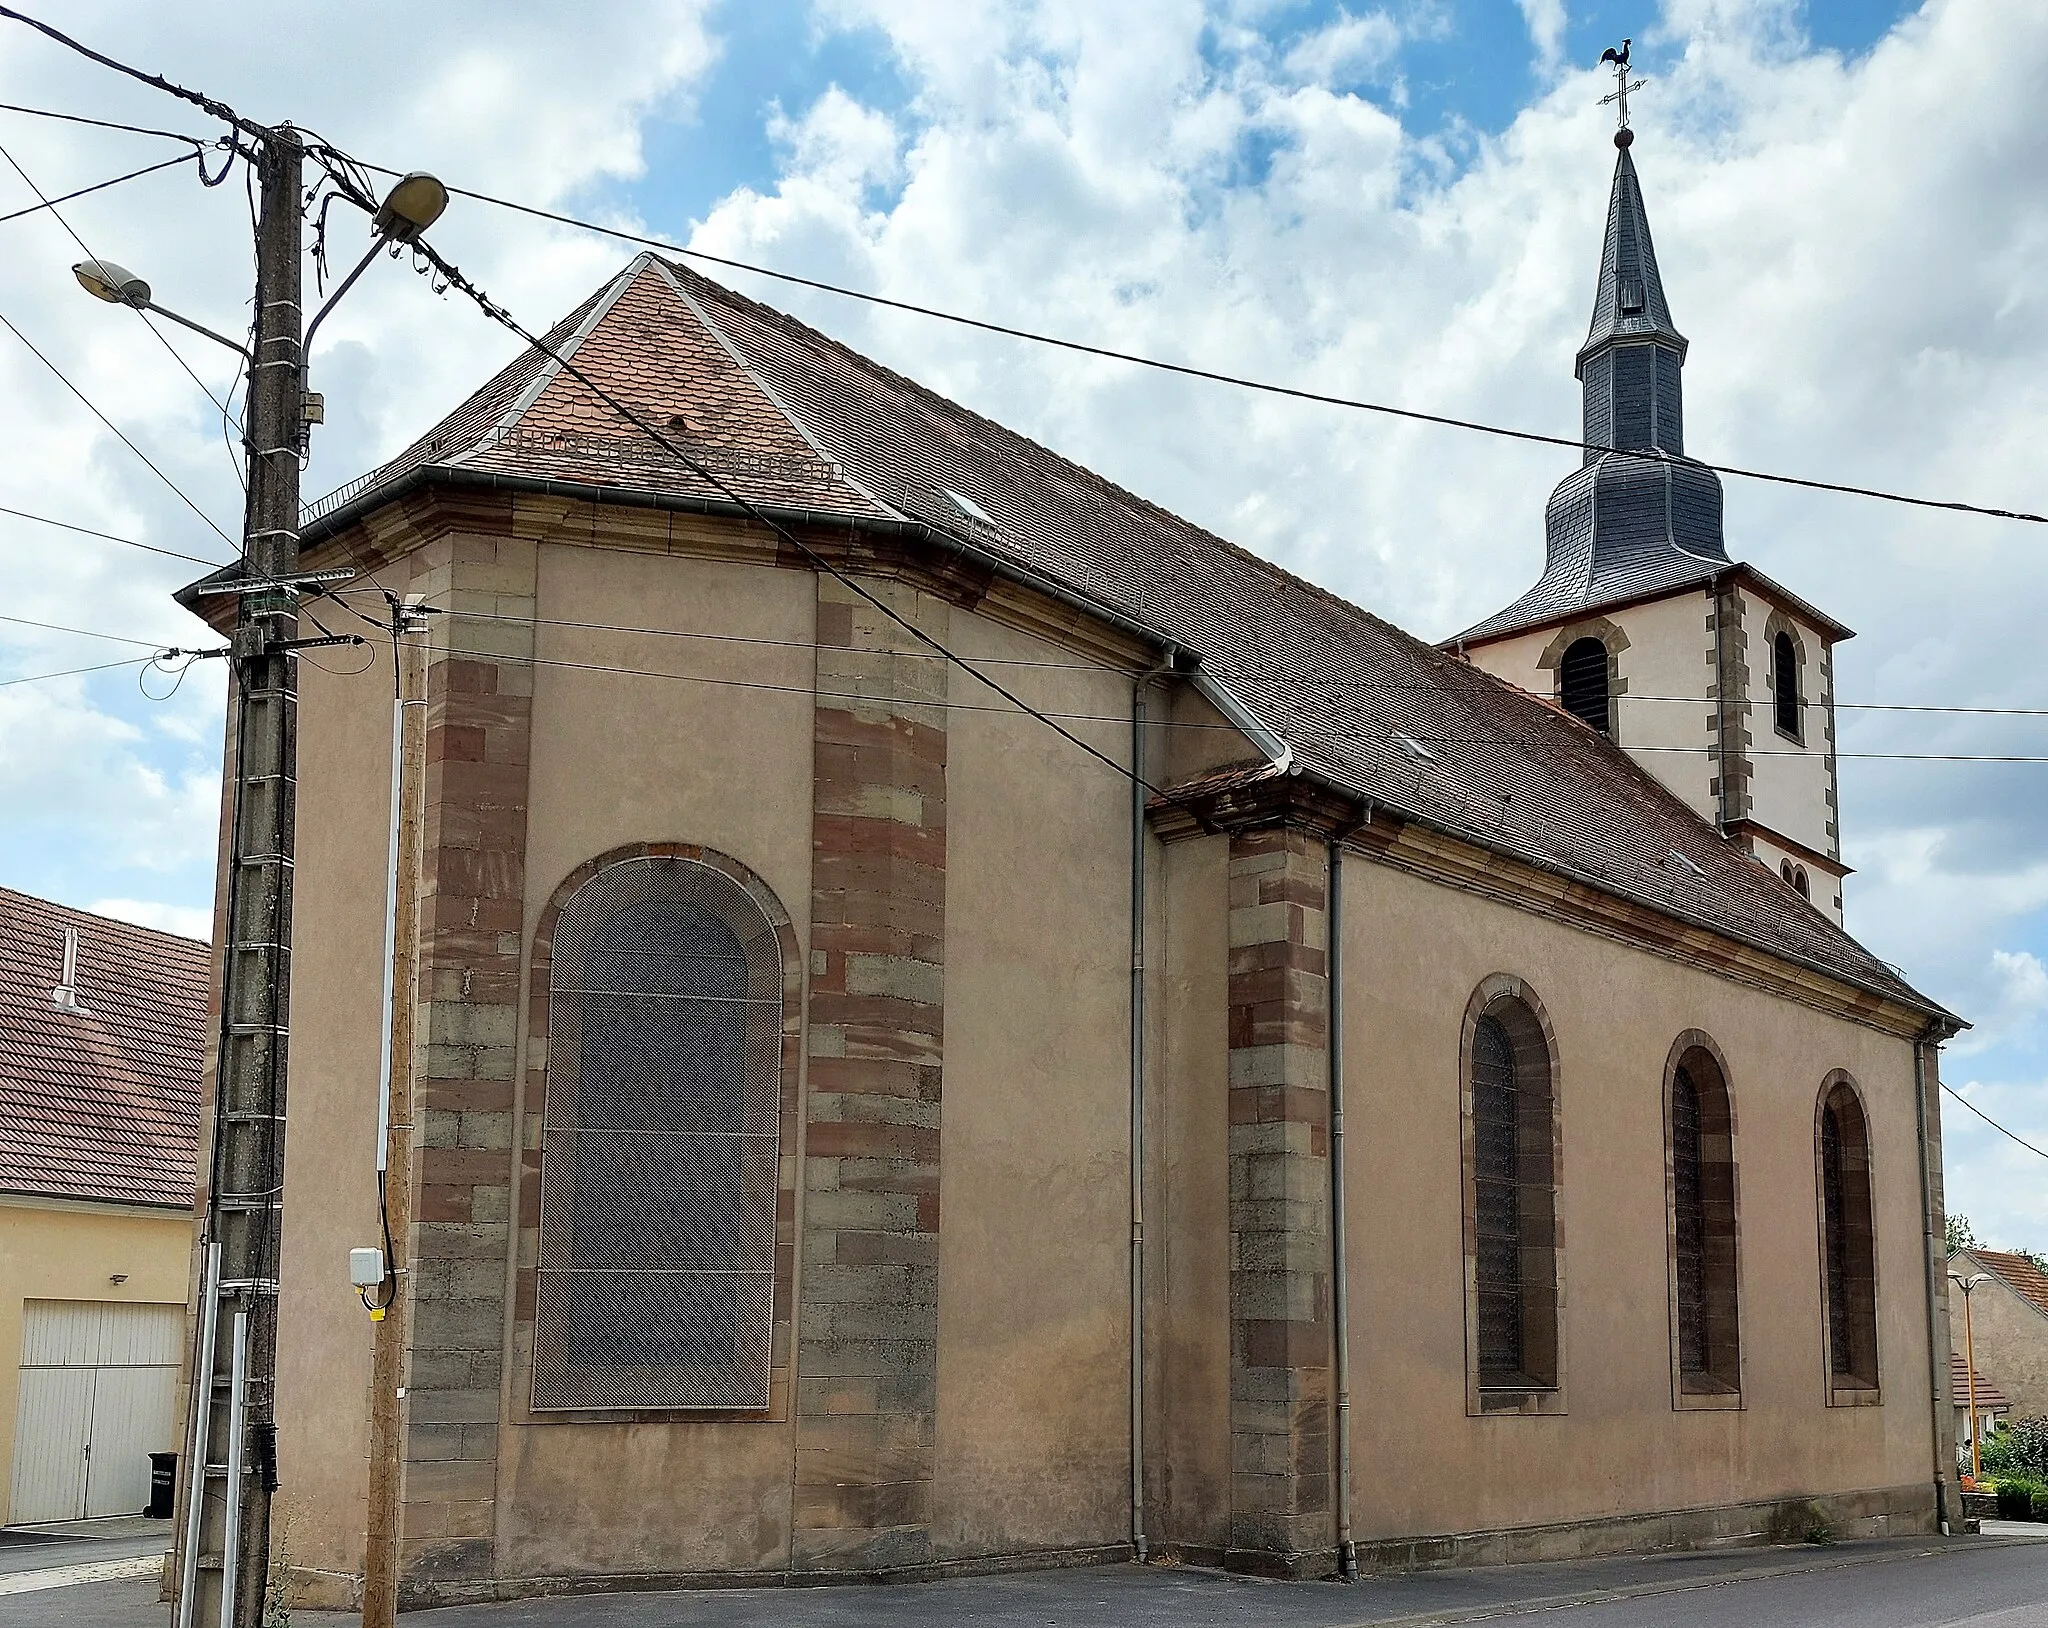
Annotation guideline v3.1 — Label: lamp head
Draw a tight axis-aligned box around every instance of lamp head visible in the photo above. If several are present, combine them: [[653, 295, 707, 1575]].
[[372, 173, 448, 244], [72, 259, 150, 308]]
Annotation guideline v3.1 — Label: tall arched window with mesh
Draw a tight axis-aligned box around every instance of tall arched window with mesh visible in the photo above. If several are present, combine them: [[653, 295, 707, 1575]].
[[1669, 1045, 1740, 1397], [534, 856, 784, 1411], [1469, 999, 1559, 1393], [1559, 637, 1612, 737], [1817, 1078, 1879, 1394]]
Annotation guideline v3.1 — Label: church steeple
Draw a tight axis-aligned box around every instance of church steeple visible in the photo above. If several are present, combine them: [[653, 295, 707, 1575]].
[[1577, 137, 1689, 459]]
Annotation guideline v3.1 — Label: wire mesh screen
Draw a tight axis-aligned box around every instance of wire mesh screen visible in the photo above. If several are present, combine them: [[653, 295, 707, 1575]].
[[1472, 1014, 1525, 1379], [534, 856, 783, 1411], [1821, 1105, 1853, 1378], [1672, 1065, 1708, 1375]]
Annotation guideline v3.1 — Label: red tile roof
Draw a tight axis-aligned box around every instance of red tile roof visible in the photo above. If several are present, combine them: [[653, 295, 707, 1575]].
[[1972, 1250, 2048, 1321], [296, 255, 1953, 1025], [1951, 1351, 2010, 1411], [0, 888, 209, 1209]]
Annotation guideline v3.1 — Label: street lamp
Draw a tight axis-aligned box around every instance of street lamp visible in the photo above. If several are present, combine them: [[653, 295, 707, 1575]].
[[71, 257, 252, 359], [1950, 1270, 1993, 1480]]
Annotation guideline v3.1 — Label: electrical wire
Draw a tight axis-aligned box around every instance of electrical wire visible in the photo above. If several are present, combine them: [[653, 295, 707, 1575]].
[[0, 140, 244, 431], [406, 234, 1166, 796], [0, 303, 240, 550], [0, 149, 193, 224], [0, 653, 154, 687], [344, 165, 2048, 530], [1943, 1082, 2048, 1163], [0, 501, 226, 567], [0, 610, 199, 649], [0, 99, 211, 146], [0, 8, 265, 141]]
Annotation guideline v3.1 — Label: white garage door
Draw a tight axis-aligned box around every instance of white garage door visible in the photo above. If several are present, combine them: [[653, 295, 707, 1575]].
[[10, 1300, 183, 1524]]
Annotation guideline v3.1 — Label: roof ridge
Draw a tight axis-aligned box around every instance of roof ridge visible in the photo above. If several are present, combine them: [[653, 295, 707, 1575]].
[[0, 885, 211, 950]]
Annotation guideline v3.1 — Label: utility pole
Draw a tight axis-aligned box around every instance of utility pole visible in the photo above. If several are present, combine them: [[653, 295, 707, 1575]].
[[185, 122, 305, 1628]]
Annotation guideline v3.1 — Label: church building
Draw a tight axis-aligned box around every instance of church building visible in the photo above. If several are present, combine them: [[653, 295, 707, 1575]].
[[175, 126, 1965, 1609]]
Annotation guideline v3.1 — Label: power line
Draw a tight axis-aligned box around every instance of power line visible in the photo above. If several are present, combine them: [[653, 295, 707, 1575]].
[[376, 595, 2048, 721], [0, 302, 240, 550], [0, 99, 211, 146], [344, 164, 2048, 530], [0, 149, 193, 224], [0, 610, 198, 649], [0, 8, 264, 141], [0, 653, 153, 688], [0, 140, 243, 430], [404, 233, 1165, 797], [1943, 1082, 2048, 1163], [0, 501, 226, 567]]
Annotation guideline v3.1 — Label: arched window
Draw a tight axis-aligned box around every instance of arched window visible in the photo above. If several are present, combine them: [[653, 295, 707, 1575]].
[[1560, 637, 1612, 738], [1668, 1041, 1740, 1398], [534, 855, 786, 1410], [1773, 630, 1802, 740], [1780, 860, 1810, 899], [1817, 1077, 1879, 1394], [1466, 987, 1560, 1399]]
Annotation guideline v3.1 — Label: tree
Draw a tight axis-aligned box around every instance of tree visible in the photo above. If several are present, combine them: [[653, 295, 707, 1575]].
[[1948, 1213, 1980, 1255]]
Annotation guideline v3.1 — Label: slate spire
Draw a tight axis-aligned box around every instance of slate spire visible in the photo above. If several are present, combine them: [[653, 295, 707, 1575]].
[[1450, 133, 1729, 646], [1577, 138, 1689, 458]]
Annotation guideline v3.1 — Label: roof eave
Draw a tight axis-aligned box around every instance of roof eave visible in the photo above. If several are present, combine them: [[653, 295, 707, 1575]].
[[1447, 559, 1855, 653]]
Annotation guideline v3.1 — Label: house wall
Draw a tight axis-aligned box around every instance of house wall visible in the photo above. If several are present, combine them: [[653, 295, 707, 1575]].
[[1739, 594, 1838, 878], [0, 1196, 192, 1522], [1951, 1273, 2048, 1426], [267, 610, 407, 1588], [1337, 856, 1938, 1543]]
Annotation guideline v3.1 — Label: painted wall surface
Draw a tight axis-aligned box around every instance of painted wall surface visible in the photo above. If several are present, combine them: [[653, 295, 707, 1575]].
[[0, 1199, 192, 1521], [1337, 858, 1938, 1540], [1149, 832, 1232, 1550], [270, 619, 407, 1579], [1739, 593, 1841, 900], [934, 606, 1136, 1559], [496, 539, 817, 1578], [1464, 591, 1716, 821], [1951, 1273, 2048, 1426]]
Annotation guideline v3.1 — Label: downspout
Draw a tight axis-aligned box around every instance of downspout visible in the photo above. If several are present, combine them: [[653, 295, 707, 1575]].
[[1326, 828, 1363, 1581], [1129, 651, 1177, 1564], [1912, 1025, 1951, 1534]]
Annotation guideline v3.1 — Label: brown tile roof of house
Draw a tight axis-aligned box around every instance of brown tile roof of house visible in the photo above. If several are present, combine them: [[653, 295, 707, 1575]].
[[1951, 1351, 2010, 1411], [298, 254, 1954, 1026], [1973, 1250, 2048, 1320], [0, 888, 209, 1209]]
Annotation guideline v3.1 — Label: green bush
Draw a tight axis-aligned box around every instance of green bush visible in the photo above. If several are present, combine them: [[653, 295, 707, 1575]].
[[2035, 1484, 2048, 1523], [1995, 1477, 2046, 1521], [2004, 1418, 2048, 1480]]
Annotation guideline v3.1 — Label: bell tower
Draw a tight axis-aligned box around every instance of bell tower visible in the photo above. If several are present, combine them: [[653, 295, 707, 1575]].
[[1450, 93, 1854, 923]]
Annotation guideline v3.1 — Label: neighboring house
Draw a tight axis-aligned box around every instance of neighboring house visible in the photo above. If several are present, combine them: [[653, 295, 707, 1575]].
[[1951, 1352, 2010, 1464], [179, 128, 1966, 1606], [0, 889, 207, 1524], [1950, 1248, 2048, 1426]]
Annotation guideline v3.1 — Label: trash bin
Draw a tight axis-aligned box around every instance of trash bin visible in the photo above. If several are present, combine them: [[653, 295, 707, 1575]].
[[147, 1452, 178, 1519]]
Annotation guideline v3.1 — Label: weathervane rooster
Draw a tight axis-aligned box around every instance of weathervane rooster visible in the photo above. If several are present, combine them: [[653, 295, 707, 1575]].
[[1598, 38, 1647, 147]]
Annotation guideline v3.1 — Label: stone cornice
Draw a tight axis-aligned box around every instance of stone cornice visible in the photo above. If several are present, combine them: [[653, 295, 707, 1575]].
[[1149, 772, 1950, 1042]]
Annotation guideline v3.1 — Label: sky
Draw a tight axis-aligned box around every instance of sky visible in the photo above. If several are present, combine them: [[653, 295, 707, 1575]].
[[0, 0, 2042, 1248]]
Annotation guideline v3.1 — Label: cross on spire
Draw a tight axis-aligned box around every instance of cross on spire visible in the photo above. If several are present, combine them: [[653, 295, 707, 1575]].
[[1598, 39, 1646, 143]]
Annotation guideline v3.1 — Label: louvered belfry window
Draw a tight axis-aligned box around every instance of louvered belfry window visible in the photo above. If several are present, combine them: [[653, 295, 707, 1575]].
[[534, 856, 783, 1411], [1774, 631, 1801, 739], [1471, 1003, 1557, 1391], [1559, 637, 1611, 737]]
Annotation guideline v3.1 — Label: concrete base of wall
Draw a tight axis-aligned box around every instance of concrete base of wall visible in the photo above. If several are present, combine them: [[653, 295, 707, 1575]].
[[1350, 1482, 1936, 1575], [387, 1542, 1136, 1610]]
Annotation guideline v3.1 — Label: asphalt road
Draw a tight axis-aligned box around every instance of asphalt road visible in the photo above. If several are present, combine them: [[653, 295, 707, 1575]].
[[10, 1535, 2045, 1627]]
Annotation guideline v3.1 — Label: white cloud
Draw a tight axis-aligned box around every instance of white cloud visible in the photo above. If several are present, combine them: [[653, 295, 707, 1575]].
[[1517, 0, 1569, 68], [1283, 11, 1404, 85], [90, 897, 212, 941]]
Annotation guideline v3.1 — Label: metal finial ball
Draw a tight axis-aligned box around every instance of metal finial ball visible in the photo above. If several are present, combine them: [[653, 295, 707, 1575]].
[[1615, 126, 1634, 149]]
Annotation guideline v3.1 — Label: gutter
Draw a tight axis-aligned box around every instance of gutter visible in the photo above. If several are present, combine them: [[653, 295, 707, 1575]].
[[1187, 669, 1293, 774], [1913, 1027, 1952, 1535]]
